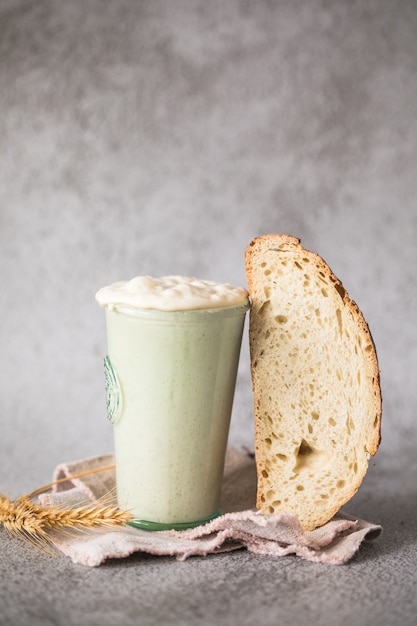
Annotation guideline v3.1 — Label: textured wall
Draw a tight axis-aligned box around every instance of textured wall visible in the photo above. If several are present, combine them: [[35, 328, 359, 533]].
[[1, 0, 416, 495]]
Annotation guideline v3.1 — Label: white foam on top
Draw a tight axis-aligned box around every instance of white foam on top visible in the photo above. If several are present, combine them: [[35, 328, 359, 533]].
[[96, 275, 249, 311]]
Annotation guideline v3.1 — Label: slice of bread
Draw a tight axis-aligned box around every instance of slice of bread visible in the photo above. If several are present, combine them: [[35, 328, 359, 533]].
[[245, 234, 382, 530]]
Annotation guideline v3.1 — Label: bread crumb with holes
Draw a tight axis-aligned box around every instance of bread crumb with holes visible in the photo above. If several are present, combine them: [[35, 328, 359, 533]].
[[245, 234, 382, 531]]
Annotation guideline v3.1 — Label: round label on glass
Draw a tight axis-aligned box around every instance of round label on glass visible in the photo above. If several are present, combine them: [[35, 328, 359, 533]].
[[103, 355, 122, 424]]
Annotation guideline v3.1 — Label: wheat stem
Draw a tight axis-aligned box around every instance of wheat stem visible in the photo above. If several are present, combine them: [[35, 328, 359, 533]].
[[26, 463, 116, 499]]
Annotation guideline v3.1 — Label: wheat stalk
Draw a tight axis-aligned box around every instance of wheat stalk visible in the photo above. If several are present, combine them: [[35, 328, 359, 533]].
[[26, 462, 116, 500], [0, 465, 134, 554]]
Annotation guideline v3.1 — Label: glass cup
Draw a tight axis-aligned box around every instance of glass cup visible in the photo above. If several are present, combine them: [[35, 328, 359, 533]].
[[102, 302, 249, 530]]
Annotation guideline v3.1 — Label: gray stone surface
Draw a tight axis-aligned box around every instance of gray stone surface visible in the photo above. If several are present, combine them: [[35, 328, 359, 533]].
[[1, 0, 416, 624]]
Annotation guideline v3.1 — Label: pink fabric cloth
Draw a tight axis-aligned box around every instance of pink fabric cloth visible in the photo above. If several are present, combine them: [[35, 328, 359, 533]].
[[39, 447, 381, 567]]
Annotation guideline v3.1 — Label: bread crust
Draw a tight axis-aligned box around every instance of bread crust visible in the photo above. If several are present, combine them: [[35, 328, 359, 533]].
[[245, 234, 382, 530]]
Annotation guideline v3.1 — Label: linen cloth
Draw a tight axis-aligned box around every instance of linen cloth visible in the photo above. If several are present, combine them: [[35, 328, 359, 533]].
[[39, 447, 382, 567]]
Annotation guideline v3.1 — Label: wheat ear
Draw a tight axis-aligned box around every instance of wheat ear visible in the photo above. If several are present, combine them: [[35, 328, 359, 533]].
[[0, 464, 133, 554]]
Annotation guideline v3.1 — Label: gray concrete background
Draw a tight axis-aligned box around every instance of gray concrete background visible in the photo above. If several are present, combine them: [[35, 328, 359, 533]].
[[1, 1, 416, 625]]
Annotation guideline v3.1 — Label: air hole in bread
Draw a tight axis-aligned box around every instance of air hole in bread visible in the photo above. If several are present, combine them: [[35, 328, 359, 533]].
[[294, 261, 303, 270], [336, 480, 346, 488], [328, 417, 336, 427], [275, 315, 288, 324], [293, 439, 329, 473], [346, 415, 354, 434], [335, 283, 346, 300], [336, 308, 343, 335], [296, 440, 313, 459], [259, 300, 271, 315], [276, 453, 288, 461]]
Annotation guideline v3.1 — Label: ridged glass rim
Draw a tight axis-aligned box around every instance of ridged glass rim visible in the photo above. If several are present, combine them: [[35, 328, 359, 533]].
[[126, 510, 220, 531]]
